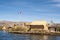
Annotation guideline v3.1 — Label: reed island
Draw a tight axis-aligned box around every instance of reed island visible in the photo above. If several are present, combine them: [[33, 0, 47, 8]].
[[0, 20, 60, 35]]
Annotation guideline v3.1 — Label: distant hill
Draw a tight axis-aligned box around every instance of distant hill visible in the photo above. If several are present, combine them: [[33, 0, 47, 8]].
[[0, 20, 31, 27]]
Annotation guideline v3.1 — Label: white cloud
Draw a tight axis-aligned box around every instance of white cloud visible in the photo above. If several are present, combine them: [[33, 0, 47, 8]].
[[52, 0, 60, 2], [50, 0, 60, 7], [53, 4, 60, 7], [54, 4, 60, 7]]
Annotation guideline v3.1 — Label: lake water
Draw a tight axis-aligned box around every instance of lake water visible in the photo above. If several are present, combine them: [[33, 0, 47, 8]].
[[0, 31, 60, 40]]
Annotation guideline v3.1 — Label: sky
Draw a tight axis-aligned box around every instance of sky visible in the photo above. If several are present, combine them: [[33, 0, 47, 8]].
[[0, 0, 60, 23]]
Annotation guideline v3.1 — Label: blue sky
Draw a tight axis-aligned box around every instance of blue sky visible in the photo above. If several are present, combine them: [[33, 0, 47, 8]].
[[0, 0, 60, 23]]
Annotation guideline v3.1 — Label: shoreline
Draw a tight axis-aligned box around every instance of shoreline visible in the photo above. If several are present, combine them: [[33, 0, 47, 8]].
[[8, 31, 60, 36]]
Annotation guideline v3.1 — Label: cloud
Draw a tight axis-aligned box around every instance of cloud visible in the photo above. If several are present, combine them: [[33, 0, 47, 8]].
[[52, 4, 60, 7], [50, 0, 60, 7], [53, 4, 60, 7], [52, 0, 60, 2]]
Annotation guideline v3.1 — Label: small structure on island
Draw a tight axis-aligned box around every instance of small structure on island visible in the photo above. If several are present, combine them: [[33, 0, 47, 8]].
[[2, 23, 12, 31], [48, 20, 55, 32], [2, 26, 6, 30], [48, 20, 58, 32], [2, 26, 7, 31], [48, 21, 60, 32], [25, 20, 48, 32]]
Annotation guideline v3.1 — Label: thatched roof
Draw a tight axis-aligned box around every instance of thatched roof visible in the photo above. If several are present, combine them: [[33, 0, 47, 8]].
[[30, 20, 48, 25]]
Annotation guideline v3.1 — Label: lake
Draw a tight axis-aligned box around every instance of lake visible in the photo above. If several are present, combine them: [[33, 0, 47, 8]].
[[0, 31, 60, 40]]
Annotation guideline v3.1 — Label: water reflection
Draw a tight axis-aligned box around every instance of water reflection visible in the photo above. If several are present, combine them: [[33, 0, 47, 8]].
[[13, 34, 60, 40], [30, 35, 48, 40], [0, 31, 60, 40], [14, 34, 31, 40]]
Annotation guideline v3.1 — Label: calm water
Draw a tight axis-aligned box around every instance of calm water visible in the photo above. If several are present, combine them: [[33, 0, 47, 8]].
[[0, 31, 60, 40]]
